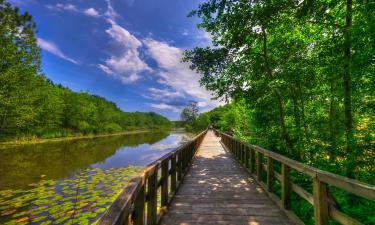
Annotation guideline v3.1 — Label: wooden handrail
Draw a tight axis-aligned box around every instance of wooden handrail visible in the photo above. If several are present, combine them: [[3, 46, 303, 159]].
[[97, 129, 207, 225], [216, 130, 374, 225]]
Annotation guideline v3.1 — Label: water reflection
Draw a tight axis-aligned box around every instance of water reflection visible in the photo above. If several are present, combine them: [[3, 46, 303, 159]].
[[0, 131, 189, 224], [0, 131, 187, 190]]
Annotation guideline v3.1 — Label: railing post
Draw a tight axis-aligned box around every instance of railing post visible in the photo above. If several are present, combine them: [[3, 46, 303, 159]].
[[133, 182, 145, 225], [267, 157, 274, 192], [281, 164, 291, 209], [245, 146, 250, 169], [241, 143, 246, 166], [171, 153, 177, 193], [250, 147, 255, 174], [177, 151, 182, 182], [161, 160, 169, 208], [237, 142, 240, 159], [147, 169, 157, 225], [256, 152, 263, 181], [182, 147, 187, 173], [313, 178, 329, 225]]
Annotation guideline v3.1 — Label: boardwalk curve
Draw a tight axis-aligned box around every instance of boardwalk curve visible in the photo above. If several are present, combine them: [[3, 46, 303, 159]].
[[160, 131, 293, 225]]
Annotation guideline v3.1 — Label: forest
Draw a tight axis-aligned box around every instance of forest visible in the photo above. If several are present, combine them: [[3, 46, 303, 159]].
[[180, 0, 374, 223], [0, 1, 172, 140]]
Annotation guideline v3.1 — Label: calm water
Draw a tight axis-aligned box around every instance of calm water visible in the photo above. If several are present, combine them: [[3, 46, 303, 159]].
[[0, 131, 190, 224]]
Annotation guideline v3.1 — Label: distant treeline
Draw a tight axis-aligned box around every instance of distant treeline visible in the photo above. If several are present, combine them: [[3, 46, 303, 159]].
[[0, 1, 172, 139]]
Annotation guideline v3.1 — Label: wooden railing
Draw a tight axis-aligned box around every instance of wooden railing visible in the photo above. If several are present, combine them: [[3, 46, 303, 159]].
[[217, 130, 375, 225], [97, 130, 207, 225]]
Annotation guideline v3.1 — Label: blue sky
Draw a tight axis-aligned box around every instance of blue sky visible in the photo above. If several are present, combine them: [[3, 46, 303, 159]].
[[9, 0, 222, 120]]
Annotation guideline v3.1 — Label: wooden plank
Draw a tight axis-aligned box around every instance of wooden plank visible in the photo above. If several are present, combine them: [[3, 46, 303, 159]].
[[256, 152, 263, 182], [317, 172, 375, 201], [98, 175, 144, 225], [250, 147, 255, 174], [267, 157, 274, 192], [291, 182, 314, 205], [161, 159, 169, 207], [329, 206, 364, 225], [160, 131, 293, 225], [245, 145, 250, 168], [313, 178, 329, 225], [220, 132, 375, 203], [147, 169, 158, 225], [281, 164, 291, 210], [133, 183, 145, 225], [170, 153, 177, 193]]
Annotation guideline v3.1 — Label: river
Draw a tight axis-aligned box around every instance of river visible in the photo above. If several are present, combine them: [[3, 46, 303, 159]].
[[0, 131, 190, 224]]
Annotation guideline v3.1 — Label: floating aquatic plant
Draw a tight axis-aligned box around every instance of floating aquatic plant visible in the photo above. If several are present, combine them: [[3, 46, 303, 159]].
[[0, 166, 142, 224]]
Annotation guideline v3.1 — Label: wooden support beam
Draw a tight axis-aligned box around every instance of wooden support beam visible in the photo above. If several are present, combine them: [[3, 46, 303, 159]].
[[245, 146, 250, 168], [170, 154, 177, 193], [147, 170, 158, 225], [133, 184, 145, 225], [313, 178, 329, 225], [161, 160, 169, 207], [250, 148, 255, 174], [256, 152, 263, 181], [267, 157, 274, 192], [281, 164, 291, 209]]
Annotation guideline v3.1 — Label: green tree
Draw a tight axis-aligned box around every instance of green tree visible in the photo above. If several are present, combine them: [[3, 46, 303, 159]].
[[0, 0, 42, 134]]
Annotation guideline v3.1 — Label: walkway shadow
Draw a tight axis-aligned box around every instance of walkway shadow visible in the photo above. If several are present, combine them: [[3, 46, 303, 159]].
[[161, 131, 292, 225]]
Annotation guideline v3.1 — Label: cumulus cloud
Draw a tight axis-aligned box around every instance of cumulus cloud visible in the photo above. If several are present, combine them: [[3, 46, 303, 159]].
[[84, 8, 100, 17], [143, 38, 222, 109], [98, 19, 151, 83], [37, 38, 78, 64]]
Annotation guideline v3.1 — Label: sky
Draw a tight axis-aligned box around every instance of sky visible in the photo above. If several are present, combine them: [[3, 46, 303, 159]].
[[9, 0, 223, 120]]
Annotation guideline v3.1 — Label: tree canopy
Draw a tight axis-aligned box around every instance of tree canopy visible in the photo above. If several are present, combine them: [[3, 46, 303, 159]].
[[184, 1, 374, 223]]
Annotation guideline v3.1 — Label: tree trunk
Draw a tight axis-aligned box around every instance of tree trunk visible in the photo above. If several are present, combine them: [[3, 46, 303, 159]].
[[343, 0, 354, 178], [261, 27, 297, 158], [328, 78, 338, 163]]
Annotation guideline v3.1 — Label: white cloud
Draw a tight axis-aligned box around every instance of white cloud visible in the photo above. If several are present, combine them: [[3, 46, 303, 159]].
[[84, 8, 100, 17], [198, 30, 213, 45], [37, 38, 78, 64], [145, 88, 182, 99], [46, 3, 78, 12], [46, 3, 102, 19], [143, 38, 223, 109], [104, 0, 119, 20], [182, 29, 189, 36], [98, 19, 151, 83], [148, 103, 181, 112]]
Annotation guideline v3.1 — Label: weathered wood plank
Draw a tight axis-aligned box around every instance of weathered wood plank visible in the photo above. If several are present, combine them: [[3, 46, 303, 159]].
[[160, 131, 293, 225]]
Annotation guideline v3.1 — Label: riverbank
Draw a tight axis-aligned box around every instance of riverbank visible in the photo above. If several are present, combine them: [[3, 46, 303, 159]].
[[0, 130, 156, 149]]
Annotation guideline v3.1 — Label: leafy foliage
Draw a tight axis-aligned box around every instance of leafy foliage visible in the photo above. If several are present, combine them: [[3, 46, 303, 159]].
[[0, 1, 172, 140], [0, 166, 142, 225], [184, 0, 374, 223]]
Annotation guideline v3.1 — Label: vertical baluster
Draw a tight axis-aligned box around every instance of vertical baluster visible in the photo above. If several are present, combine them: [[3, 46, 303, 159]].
[[170, 154, 177, 193], [147, 168, 157, 225], [240, 143, 244, 164], [313, 178, 329, 225], [177, 151, 182, 182], [245, 145, 249, 168], [161, 160, 169, 208], [133, 182, 145, 225], [250, 147, 255, 174], [267, 157, 274, 192], [281, 164, 291, 209], [256, 152, 263, 181]]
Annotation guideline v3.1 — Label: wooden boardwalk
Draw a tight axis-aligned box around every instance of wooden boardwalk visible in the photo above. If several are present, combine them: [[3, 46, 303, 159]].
[[160, 131, 293, 225]]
